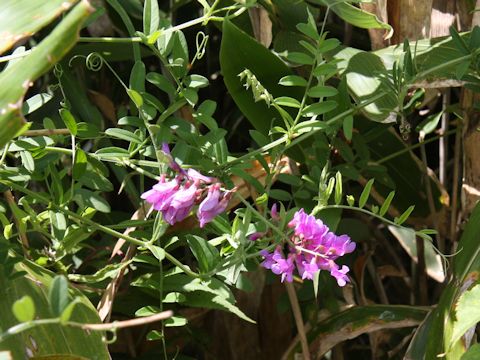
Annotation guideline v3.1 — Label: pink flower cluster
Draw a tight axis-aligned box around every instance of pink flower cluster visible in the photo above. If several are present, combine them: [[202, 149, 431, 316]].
[[141, 144, 230, 227], [260, 209, 356, 286]]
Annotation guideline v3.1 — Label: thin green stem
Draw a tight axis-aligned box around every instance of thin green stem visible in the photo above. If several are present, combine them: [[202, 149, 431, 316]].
[[220, 135, 288, 169], [78, 37, 142, 43], [376, 128, 457, 164], [105, 0, 141, 62], [314, 204, 399, 228], [2, 181, 199, 278], [0, 49, 32, 63], [0, 319, 59, 342], [0, 142, 10, 166]]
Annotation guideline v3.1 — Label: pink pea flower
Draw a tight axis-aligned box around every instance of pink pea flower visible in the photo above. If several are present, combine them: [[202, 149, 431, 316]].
[[330, 264, 350, 287], [296, 256, 319, 280], [141, 177, 179, 211], [162, 182, 198, 225], [141, 144, 230, 227], [187, 168, 215, 184], [260, 208, 356, 287], [249, 232, 265, 241], [161, 143, 184, 174], [261, 247, 295, 283], [271, 203, 280, 221], [197, 184, 229, 227]]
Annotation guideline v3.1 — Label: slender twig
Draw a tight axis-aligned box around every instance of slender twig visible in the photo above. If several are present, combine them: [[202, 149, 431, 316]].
[[285, 282, 311, 360], [420, 144, 443, 253], [82, 310, 173, 331], [377, 128, 457, 164], [449, 118, 462, 247], [366, 257, 389, 304], [0, 311, 173, 343], [0, 49, 32, 63], [416, 236, 428, 305], [1, 181, 200, 278], [439, 89, 450, 186], [4, 190, 30, 256], [23, 128, 70, 137]]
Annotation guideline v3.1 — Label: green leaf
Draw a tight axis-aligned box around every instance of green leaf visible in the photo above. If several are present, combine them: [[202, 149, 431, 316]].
[[395, 205, 415, 225], [0, 259, 109, 358], [277, 173, 303, 187], [336, 51, 397, 123], [409, 203, 480, 358], [334, 171, 342, 205], [388, 226, 444, 283], [287, 305, 427, 358], [293, 119, 329, 134], [279, 75, 307, 87], [182, 88, 198, 106], [451, 284, 480, 346], [449, 26, 470, 55], [72, 148, 88, 180], [359, 178, 374, 209], [127, 88, 143, 108], [143, 0, 159, 35], [0, 0, 79, 54], [302, 100, 337, 117], [343, 115, 353, 141], [49, 275, 69, 317], [185, 74, 209, 89], [22, 93, 53, 115], [129, 61, 146, 93], [146, 72, 176, 97], [19, 151, 34, 173], [95, 147, 130, 158], [286, 51, 314, 65], [105, 128, 142, 144], [49, 211, 67, 241], [318, 38, 341, 54], [220, 19, 303, 134], [296, 9, 319, 40], [307, 85, 338, 98], [68, 262, 132, 283], [73, 189, 111, 213], [313, 63, 338, 77], [275, 96, 301, 108], [461, 344, 480, 360], [12, 295, 35, 322], [379, 191, 395, 216], [320, 0, 392, 38], [165, 316, 187, 327], [0, 1, 91, 147], [59, 108, 78, 136], [416, 111, 443, 139], [147, 245, 165, 261], [269, 189, 292, 201], [186, 235, 220, 273]]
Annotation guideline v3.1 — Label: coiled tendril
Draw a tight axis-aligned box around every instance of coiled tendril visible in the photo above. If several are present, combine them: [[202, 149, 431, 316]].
[[68, 52, 105, 72], [85, 52, 104, 72]]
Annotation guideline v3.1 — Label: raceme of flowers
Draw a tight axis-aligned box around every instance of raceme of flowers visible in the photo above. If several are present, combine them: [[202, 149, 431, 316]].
[[259, 208, 356, 286], [141, 144, 231, 227]]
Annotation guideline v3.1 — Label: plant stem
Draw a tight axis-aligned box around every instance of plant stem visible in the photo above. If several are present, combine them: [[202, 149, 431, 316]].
[[285, 282, 311, 360], [376, 128, 457, 164], [1, 181, 200, 278]]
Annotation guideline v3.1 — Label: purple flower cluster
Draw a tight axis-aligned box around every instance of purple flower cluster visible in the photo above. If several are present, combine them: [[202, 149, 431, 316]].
[[260, 209, 356, 286], [141, 144, 230, 227]]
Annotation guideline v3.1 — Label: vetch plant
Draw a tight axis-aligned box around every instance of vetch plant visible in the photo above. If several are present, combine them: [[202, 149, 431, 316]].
[[141, 144, 232, 226], [258, 208, 355, 286]]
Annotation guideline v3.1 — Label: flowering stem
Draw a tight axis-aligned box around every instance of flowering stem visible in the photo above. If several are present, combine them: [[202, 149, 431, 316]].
[[235, 194, 290, 242], [314, 204, 400, 228], [1, 181, 200, 278], [285, 282, 311, 360]]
